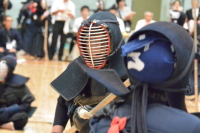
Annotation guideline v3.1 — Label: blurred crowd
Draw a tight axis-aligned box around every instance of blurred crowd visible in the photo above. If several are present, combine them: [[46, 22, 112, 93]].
[[0, 0, 198, 62], [0, 0, 136, 62]]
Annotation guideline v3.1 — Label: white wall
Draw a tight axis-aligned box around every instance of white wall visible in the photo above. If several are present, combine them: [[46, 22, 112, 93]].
[[160, 0, 170, 21], [183, 0, 192, 12]]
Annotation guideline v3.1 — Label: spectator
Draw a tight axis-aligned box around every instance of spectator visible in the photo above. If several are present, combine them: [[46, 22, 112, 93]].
[[49, 0, 75, 61], [135, 11, 155, 31], [109, 6, 125, 33], [170, 0, 186, 26], [116, 0, 136, 32], [0, 55, 35, 130], [30, 0, 46, 61], [0, 16, 23, 58], [172, 0, 183, 11], [186, 0, 200, 35]]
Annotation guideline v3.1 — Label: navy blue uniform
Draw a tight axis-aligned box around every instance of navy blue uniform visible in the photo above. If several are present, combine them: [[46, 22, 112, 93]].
[[90, 103, 200, 133], [0, 76, 35, 129], [0, 28, 23, 57]]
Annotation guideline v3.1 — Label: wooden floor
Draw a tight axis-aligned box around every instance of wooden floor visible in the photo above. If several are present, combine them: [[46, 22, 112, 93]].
[[0, 52, 200, 133]]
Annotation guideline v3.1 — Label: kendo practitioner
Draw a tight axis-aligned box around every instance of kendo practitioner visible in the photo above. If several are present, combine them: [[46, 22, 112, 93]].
[[17, 0, 43, 56], [17, 0, 32, 37], [170, 0, 186, 26], [29, 0, 46, 60], [86, 22, 200, 133], [186, 0, 200, 22], [51, 11, 127, 133], [0, 55, 35, 130]]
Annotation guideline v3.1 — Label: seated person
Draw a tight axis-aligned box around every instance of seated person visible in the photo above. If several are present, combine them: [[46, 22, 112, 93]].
[[88, 22, 200, 133], [135, 11, 155, 31], [0, 55, 35, 130], [0, 16, 23, 58]]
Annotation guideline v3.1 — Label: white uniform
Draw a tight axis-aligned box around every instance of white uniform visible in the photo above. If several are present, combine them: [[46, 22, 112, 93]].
[[135, 19, 156, 31]]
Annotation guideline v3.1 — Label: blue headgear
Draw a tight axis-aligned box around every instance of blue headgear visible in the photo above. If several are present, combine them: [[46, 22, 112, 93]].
[[122, 32, 175, 84], [0, 55, 17, 73], [120, 22, 194, 133], [121, 22, 194, 112], [0, 55, 29, 87]]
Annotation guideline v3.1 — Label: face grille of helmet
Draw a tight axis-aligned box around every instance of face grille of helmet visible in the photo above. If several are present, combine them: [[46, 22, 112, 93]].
[[77, 23, 111, 69]]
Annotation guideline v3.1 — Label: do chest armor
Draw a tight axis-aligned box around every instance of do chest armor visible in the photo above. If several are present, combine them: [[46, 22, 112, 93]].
[[73, 78, 109, 106]]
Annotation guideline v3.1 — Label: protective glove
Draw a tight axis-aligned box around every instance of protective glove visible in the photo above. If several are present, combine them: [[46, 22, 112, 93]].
[[76, 105, 93, 119], [73, 105, 93, 131]]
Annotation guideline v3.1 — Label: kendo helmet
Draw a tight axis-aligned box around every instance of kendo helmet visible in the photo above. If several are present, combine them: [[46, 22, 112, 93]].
[[120, 21, 194, 133], [50, 11, 127, 101], [77, 11, 124, 69], [0, 55, 29, 87], [0, 55, 17, 80], [122, 22, 194, 110], [0, 55, 17, 73]]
